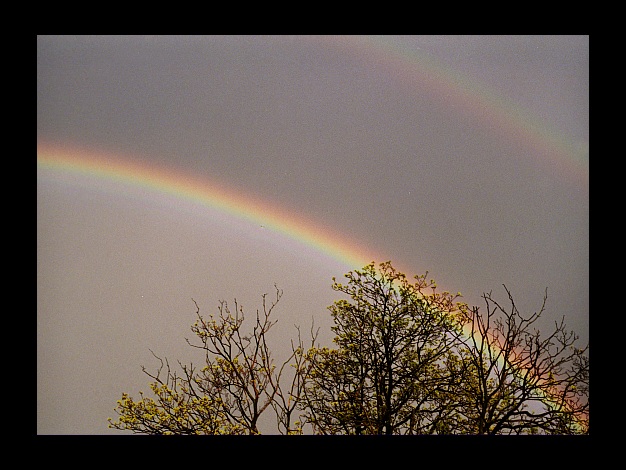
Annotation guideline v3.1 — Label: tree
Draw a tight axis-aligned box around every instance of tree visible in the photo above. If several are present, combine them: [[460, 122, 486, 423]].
[[109, 262, 589, 435], [108, 286, 309, 435], [451, 287, 589, 434], [300, 261, 468, 435]]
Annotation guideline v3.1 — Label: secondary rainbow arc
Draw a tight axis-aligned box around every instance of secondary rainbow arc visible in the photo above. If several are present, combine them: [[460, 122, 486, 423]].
[[328, 35, 589, 186]]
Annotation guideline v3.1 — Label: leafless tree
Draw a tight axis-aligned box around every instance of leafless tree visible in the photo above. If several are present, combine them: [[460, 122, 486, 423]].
[[453, 286, 589, 434], [109, 286, 310, 434]]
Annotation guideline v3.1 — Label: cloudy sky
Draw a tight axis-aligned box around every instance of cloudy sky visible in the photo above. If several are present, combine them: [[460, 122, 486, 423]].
[[37, 35, 589, 434]]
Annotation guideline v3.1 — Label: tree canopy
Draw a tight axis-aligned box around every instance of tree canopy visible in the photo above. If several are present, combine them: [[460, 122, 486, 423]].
[[109, 261, 589, 435]]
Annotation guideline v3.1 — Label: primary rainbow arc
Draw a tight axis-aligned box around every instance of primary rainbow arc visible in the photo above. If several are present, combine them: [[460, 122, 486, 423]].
[[37, 144, 386, 273], [38, 143, 585, 431]]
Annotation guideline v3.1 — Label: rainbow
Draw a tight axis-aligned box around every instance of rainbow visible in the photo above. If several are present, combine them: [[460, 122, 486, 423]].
[[322, 35, 589, 186], [38, 35, 588, 431], [37, 143, 389, 272], [339, 36, 587, 429], [38, 143, 585, 432]]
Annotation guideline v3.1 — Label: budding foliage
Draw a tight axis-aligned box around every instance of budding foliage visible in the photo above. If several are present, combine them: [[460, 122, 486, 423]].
[[110, 262, 588, 435]]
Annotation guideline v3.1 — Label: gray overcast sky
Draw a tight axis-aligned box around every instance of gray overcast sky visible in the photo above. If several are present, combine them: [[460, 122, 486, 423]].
[[37, 35, 589, 434]]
